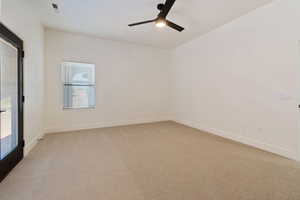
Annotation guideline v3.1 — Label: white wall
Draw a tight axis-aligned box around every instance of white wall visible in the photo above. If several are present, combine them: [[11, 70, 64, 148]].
[[1, 0, 45, 155], [44, 29, 170, 133], [171, 0, 300, 160]]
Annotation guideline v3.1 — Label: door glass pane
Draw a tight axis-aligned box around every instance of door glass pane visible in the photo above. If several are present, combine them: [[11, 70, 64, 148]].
[[0, 38, 18, 160]]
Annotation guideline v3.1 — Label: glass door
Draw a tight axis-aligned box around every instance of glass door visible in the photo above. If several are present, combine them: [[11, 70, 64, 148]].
[[0, 23, 24, 182], [0, 36, 19, 160]]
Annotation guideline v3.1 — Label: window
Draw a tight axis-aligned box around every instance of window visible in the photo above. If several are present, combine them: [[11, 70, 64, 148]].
[[62, 62, 96, 109]]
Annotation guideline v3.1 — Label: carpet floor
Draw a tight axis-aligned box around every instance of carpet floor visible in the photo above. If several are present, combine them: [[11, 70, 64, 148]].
[[1, 121, 300, 200]]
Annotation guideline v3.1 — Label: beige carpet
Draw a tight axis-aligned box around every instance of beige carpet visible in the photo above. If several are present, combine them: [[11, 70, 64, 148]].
[[1, 121, 300, 200]]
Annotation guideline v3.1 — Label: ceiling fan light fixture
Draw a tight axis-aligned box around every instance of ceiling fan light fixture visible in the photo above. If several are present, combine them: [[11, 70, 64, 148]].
[[155, 19, 166, 28]]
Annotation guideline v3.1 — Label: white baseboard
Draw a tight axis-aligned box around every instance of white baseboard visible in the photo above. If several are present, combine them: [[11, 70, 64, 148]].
[[24, 133, 44, 156], [174, 119, 298, 161], [44, 117, 170, 134]]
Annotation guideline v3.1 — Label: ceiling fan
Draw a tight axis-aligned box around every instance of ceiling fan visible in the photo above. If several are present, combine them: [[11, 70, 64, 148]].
[[128, 0, 184, 32]]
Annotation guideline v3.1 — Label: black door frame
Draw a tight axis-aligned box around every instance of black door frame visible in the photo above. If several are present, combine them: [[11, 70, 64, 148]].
[[0, 22, 24, 182]]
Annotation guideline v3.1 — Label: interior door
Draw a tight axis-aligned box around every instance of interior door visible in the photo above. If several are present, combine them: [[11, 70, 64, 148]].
[[0, 23, 24, 182]]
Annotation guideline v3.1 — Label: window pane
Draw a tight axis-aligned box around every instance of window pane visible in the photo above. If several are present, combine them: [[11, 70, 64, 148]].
[[63, 85, 96, 109], [62, 62, 95, 84]]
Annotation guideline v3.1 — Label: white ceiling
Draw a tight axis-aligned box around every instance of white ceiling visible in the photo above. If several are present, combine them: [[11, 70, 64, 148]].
[[30, 0, 273, 49]]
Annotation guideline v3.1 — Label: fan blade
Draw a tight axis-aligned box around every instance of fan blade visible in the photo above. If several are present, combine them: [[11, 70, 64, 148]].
[[158, 0, 176, 18], [128, 19, 156, 27], [166, 20, 184, 32]]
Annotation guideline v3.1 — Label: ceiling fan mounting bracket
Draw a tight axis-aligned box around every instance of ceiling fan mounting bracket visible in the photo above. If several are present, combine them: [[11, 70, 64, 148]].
[[157, 3, 165, 11]]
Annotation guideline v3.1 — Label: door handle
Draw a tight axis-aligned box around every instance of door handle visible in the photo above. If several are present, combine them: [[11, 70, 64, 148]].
[[0, 110, 6, 113]]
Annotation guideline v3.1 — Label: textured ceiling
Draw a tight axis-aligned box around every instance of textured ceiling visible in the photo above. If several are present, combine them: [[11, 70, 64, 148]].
[[29, 0, 273, 49]]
